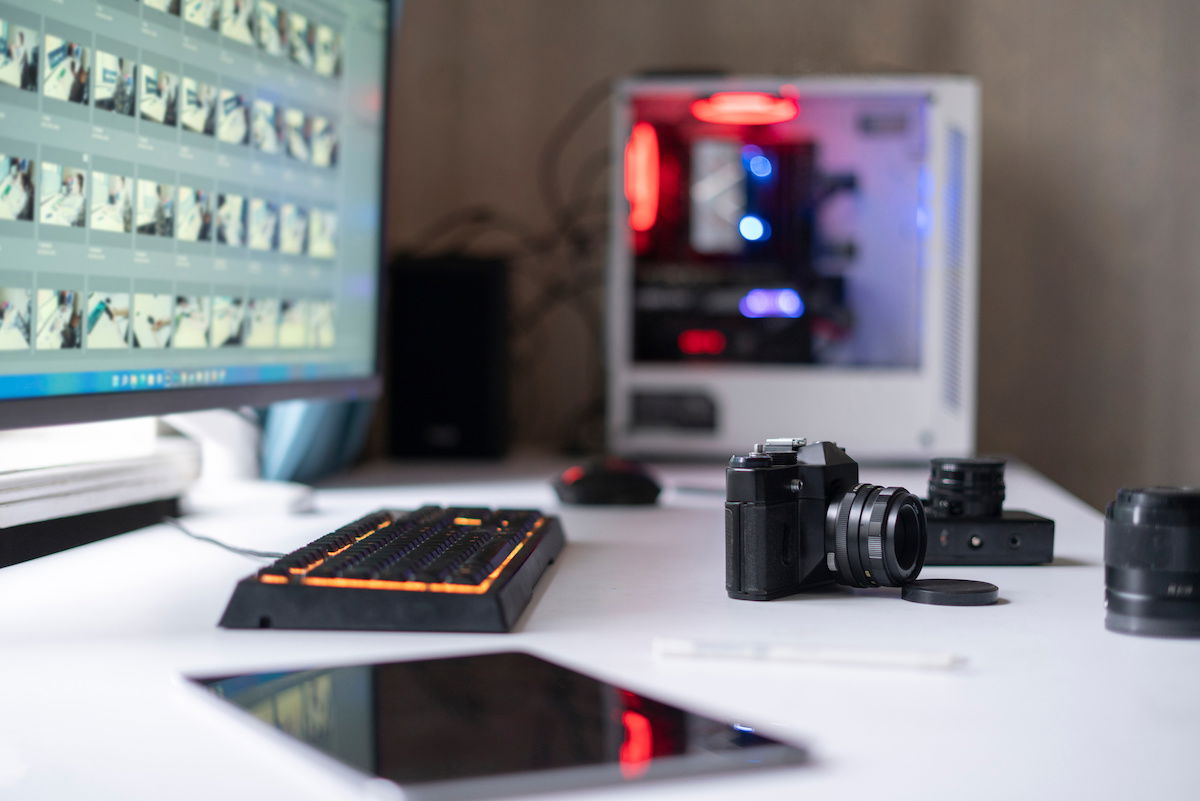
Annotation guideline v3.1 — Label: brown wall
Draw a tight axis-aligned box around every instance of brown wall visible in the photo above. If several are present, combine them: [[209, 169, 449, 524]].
[[384, 0, 1200, 508]]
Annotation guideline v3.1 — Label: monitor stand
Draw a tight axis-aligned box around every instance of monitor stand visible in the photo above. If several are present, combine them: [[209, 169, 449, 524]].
[[161, 409, 314, 515]]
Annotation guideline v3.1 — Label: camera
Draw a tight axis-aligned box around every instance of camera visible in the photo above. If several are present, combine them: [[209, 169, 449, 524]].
[[726, 438, 927, 600], [922, 458, 1055, 565]]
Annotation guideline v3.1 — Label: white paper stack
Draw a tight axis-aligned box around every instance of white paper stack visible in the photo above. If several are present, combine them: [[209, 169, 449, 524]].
[[0, 436, 201, 529]]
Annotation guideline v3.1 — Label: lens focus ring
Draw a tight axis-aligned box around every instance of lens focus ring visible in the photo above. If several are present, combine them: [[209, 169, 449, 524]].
[[828, 483, 927, 588]]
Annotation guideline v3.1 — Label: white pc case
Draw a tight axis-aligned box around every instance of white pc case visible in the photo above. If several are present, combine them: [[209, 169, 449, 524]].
[[607, 75, 979, 460]]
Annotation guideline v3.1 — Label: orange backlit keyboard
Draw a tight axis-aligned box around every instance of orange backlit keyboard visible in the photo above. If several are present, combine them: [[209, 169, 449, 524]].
[[218, 506, 566, 633]]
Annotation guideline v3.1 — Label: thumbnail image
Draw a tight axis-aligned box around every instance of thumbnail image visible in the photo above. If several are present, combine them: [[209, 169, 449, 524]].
[[42, 35, 89, 104], [0, 288, 31, 350], [177, 186, 213, 242], [132, 293, 173, 348], [93, 51, 136, 116], [251, 99, 282, 154], [313, 25, 340, 78], [278, 299, 308, 347], [218, 89, 249, 145], [310, 115, 337, 168], [136, 179, 175, 237], [308, 209, 337, 259], [247, 198, 278, 251], [284, 108, 309, 163], [210, 295, 246, 346], [143, 0, 181, 15], [288, 13, 314, 70], [0, 155, 35, 221], [309, 299, 335, 347], [183, 0, 219, 30], [0, 22, 38, 92], [220, 0, 255, 46], [139, 65, 178, 126], [279, 203, 307, 255], [171, 295, 210, 348], [35, 289, 82, 350], [39, 162, 86, 228], [244, 298, 279, 347], [85, 292, 131, 349], [216, 192, 246, 245], [254, 1, 287, 57], [180, 77, 216, 135], [90, 172, 132, 233]]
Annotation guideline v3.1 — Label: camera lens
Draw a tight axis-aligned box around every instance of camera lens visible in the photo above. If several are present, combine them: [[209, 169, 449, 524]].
[[826, 484, 927, 587], [928, 457, 1005, 518], [1105, 487, 1200, 637]]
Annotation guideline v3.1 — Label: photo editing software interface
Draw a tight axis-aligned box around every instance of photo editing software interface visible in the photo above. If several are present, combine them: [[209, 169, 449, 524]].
[[0, 0, 387, 400]]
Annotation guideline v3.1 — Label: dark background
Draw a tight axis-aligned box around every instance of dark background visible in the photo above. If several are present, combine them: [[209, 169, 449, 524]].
[[381, 0, 1200, 509]]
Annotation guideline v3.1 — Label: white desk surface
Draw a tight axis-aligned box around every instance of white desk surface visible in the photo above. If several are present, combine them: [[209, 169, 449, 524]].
[[0, 459, 1195, 800]]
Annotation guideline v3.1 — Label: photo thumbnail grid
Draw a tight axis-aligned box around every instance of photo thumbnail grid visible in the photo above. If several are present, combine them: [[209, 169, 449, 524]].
[[140, 0, 345, 80], [1, 147, 338, 261], [0, 288, 335, 352], [1, 4, 354, 357], [0, 12, 342, 172]]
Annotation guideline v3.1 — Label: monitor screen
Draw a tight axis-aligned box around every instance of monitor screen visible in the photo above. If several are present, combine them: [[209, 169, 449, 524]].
[[0, 0, 393, 428]]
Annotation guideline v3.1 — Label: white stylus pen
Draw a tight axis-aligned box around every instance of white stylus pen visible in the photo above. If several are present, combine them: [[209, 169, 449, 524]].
[[652, 637, 966, 670]]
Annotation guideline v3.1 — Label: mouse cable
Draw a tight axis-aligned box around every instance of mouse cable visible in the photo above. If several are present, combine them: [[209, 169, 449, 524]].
[[162, 516, 287, 560]]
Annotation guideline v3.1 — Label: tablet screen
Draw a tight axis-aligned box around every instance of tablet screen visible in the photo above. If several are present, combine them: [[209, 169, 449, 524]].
[[193, 650, 807, 800]]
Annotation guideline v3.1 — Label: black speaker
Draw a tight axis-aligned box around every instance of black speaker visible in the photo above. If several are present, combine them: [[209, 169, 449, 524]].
[[386, 254, 508, 457]]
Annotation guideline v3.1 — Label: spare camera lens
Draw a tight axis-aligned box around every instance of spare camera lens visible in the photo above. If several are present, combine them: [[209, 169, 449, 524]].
[[928, 457, 1006, 518], [1105, 487, 1200, 637], [826, 484, 926, 588]]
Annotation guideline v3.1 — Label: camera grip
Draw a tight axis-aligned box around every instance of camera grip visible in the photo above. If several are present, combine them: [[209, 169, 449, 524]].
[[727, 501, 797, 600]]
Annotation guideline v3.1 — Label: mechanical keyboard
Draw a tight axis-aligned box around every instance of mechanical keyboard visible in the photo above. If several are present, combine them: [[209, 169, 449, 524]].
[[218, 506, 566, 633]]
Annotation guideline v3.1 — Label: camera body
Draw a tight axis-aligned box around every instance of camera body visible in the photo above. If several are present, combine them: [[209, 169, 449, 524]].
[[922, 457, 1055, 566], [726, 438, 926, 600]]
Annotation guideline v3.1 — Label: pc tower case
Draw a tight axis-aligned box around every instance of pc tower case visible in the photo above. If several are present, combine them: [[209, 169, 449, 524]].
[[607, 76, 980, 459]]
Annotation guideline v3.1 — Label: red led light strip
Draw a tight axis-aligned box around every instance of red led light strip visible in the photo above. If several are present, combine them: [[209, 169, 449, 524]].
[[624, 121, 659, 232], [690, 92, 799, 125]]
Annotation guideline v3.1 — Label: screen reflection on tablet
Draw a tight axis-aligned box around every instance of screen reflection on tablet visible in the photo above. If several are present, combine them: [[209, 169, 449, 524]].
[[194, 651, 808, 800]]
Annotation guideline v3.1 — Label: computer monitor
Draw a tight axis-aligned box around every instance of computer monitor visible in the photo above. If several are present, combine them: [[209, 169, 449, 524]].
[[0, 0, 396, 430]]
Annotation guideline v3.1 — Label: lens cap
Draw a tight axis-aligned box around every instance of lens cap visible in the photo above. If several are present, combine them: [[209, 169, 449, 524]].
[[902, 578, 999, 606]]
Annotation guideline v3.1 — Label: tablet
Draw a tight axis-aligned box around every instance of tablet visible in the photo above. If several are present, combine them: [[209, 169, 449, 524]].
[[193, 650, 808, 800]]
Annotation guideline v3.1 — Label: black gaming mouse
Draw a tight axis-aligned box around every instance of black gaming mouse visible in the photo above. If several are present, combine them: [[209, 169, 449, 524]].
[[552, 458, 661, 505]]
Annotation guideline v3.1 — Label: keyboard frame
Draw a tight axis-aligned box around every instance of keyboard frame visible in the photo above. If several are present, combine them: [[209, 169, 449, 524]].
[[218, 509, 566, 633]]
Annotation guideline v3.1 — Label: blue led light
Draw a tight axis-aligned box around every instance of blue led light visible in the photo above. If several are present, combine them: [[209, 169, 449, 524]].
[[739, 288, 805, 319], [738, 215, 769, 241], [748, 155, 773, 178], [777, 289, 803, 316], [742, 289, 771, 316], [741, 145, 773, 179]]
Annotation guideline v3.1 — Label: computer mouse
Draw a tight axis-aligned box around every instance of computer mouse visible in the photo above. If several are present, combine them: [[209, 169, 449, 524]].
[[552, 458, 661, 505]]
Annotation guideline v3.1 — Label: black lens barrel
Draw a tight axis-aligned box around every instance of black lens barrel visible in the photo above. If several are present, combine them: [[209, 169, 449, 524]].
[[928, 457, 1006, 518], [1105, 487, 1200, 637], [827, 483, 927, 588]]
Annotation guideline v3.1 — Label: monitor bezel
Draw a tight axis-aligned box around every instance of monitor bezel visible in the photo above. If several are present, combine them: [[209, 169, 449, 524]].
[[0, 0, 397, 432]]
